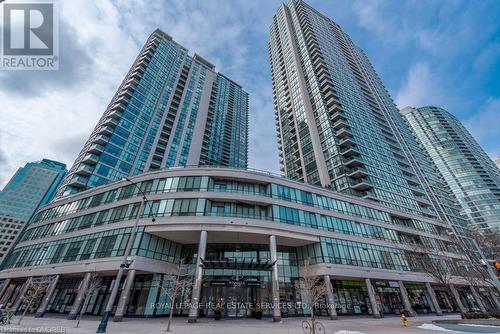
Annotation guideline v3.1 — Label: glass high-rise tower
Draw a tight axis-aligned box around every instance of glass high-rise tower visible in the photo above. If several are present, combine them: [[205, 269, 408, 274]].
[[58, 29, 248, 197], [0, 159, 66, 263], [402, 106, 500, 234], [269, 0, 446, 218]]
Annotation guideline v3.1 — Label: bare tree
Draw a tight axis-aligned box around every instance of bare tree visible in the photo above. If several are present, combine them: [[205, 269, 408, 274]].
[[469, 229, 500, 261], [407, 242, 458, 308], [454, 243, 494, 288], [152, 258, 193, 332], [76, 272, 103, 328], [17, 277, 53, 325], [295, 259, 328, 321], [462, 230, 500, 288]]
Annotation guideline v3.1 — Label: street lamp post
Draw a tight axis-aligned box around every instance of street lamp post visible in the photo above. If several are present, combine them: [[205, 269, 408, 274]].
[[96, 177, 153, 333]]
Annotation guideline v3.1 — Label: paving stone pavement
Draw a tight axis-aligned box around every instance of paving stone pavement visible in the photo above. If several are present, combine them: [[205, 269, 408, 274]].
[[1, 313, 499, 334]]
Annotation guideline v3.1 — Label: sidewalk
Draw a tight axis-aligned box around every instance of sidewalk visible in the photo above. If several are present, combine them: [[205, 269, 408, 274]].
[[0, 313, 478, 334]]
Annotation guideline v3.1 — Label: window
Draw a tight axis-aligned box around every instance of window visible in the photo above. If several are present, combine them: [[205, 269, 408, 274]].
[[172, 199, 199, 216], [95, 235, 117, 258], [64, 241, 83, 262], [80, 239, 97, 260]]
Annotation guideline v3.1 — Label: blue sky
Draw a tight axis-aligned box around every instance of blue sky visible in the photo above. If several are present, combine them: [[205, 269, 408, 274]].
[[0, 0, 499, 188]]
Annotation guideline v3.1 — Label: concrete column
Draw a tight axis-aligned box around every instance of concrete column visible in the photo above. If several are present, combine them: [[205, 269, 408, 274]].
[[113, 269, 136, 322], [270, 235, 281, 322], [365, 278, 381, 318], [68, 273, 92, 320], [469, 286, 486, 312], [188, 230, 207, 323], [324, 275, 338, 320], [425, 283, 442, 315], [12, 277, 32, 314], [488, 287, 500, 310], [398, 281, 416, 317], [0, 279, 11, 301], [35, 275, 60, 317], [0, 284, 15, 306], [450, 285, 467, 313]]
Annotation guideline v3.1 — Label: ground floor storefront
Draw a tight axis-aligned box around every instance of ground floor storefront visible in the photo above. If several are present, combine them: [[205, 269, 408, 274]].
[[0, 237, 499, 320], [1, 273, 498, 321], [0, 313, 477, 334]]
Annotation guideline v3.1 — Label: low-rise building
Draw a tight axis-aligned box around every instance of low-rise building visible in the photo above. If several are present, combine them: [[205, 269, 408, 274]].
[[0, 167, 497, 319]]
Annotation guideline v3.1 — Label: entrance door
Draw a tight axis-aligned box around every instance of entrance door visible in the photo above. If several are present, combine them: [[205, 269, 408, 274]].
[[226, 286, 244, 318], [202, 277, 262, 318]]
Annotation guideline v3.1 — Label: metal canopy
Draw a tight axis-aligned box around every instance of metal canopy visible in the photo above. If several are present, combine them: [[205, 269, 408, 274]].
[[200, 258, 276, 271]]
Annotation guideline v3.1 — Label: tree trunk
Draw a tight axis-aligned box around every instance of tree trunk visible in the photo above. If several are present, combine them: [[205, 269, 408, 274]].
[[166, 289, 177, 332], [17, 300, 32, 325], [76, 295, 90, 328]]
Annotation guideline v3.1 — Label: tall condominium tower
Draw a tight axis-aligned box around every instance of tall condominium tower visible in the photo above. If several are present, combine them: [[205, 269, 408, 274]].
[[494, 157, 500, 170], [402, 106, 500, 234], [269, 1, 445, 218], [0, 159, 66, 263], [57, 29, 248, 197]]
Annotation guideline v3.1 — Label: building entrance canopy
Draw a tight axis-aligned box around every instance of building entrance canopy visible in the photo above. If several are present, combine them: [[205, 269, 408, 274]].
[[200, 258, 277, 271]]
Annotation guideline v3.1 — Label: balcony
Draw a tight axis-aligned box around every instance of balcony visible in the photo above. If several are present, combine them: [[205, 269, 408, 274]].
[[340, 147, 360, 158], [363, 190, 378, 201], [114, 94, 130, 105], [332, 119, 349, 130], [98, 125, 114, 136], [68, 175, 88, 188], [82, 153, 99, 165], [125, 76, 139, 86], [420, 207, 436, 216], [351, 180, 373, 191], [336, 127, 353, 138], [344, 156, 363, 167], [347, 166, 368, 178], [111, 99, 127, 112], [75, 164, 94, 176], [88, 143, 105, 154], [93, 134, 109, 145], [108, 109, 123, 119], [410, 185, 426, 196], [397, 160, 411, 169], [330, 109, 345, 122], [415, 196, 432, 207], [325, 93, 339, 108], [103, 117, 119, 128], [404, 174, 420, 185], [118, 88, 133, 100], [338, 137, 356, 147]]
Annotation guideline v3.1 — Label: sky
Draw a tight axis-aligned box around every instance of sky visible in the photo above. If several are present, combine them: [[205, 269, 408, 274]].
[[0, 0, 499, 188]]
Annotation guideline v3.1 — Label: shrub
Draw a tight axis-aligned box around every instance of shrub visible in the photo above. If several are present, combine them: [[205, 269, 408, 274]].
[[462, 311, 500, 319]]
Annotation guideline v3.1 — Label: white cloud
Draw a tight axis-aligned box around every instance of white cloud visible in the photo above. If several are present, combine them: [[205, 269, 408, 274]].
[[0, 0, 281, 188], [464, 99, 500, 157], [395, 62, 442, 108], [0, 1, 142, 187]]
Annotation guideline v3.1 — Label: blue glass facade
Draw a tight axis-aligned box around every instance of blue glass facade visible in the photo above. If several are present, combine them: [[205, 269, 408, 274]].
[[0, 159, 66, 263], [402, 106, 500, 234], [57, 30, 248, 197], [269, 1, 446, 219]]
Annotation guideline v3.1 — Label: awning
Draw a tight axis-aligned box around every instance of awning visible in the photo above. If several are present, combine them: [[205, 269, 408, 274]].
[[200, 258, 276, 271]]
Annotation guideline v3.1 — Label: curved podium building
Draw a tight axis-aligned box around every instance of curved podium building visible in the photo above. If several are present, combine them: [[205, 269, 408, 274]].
[[0, 167, 498, 320]]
